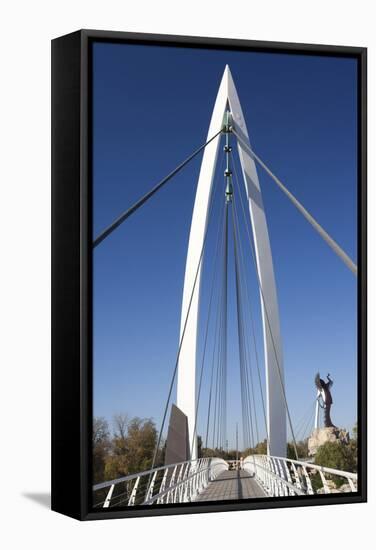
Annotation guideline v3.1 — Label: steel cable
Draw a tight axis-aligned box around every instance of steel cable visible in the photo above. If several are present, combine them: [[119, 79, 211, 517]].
[[93, 129, 223, 247], [232, 172, 299, 459]]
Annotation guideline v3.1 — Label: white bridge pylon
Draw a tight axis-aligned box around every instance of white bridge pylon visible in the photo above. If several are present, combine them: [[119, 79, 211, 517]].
[[177, 65, 286, 460]]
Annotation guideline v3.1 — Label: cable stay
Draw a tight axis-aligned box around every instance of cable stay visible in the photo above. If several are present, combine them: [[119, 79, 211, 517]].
[[204, 289, 222, 449], [207, 225, 224, 447], [112, 121, 305, 463], [100, 113, 339, 462], [208, 244, 228, 451], [231, 179, 265, 447], [213, 217, 229, 451], [90, 69, 360, 494], [220, 201, 229, 449], [232, 128, 357, 276], [93, 128, 223, 248], [189, 197, 227, 458], [233, 206, 261, 451], [203, 123, 267, 454], [208, 174, 231, 450], [233, 227, 253, 449], [92, 122, 346, 456], [294, 397, 319, 439], [230, 178, 269, 447], [145, 123, 305, 461], [232, 163, 300, 460], [299, 406, 317, 441], [148, 162, 223, 474], [200, 124, 289, 457]]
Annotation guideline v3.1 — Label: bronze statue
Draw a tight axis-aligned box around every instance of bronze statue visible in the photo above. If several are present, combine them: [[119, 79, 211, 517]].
[[315, 373, 337, 428]]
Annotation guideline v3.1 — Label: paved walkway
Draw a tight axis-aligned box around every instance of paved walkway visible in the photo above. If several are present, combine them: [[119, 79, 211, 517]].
[[196, 470, 266, 502]]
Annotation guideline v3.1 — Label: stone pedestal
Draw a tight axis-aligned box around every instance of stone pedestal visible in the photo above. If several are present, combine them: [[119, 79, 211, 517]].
[[308, 427, 349, 456]]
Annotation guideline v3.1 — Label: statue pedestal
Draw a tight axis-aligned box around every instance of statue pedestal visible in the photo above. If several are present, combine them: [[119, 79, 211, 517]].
[[308, 427, 349, 456]]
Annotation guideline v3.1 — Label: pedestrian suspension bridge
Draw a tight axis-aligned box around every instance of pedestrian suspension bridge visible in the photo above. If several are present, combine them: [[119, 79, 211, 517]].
[[93, 66, 358, 508]]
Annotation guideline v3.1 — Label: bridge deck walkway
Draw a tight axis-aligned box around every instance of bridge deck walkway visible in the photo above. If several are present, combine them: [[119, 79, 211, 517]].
[[196, 469, 266, 502]]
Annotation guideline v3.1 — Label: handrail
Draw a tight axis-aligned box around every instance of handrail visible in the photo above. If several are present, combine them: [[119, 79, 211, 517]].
[[143, 463, 211, 505], [93, 458, 201, 491], [244, 455, 357, 497], [93, 454, 357, 506], [270, 456, 358, 480], [93, 457, 228, 508], [245, 459, 304, 495]]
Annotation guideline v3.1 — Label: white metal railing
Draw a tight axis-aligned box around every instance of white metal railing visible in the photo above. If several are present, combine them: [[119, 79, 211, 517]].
[[243, 455, 357, 497], [93, 457, 228, 508]]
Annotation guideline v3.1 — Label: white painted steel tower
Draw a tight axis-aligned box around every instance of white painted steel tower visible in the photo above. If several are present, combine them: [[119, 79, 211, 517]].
[[177, 66, 287, 460]]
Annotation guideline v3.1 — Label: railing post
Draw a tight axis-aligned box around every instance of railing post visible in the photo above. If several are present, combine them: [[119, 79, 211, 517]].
[[103, 484, 115, 508], [268, 456, 276, 496], [179, 462, 189, 501], [182, 463, 190, 502], [128, 477, 140, 506], [318, 467, 330, 494], [348, 476, 356, 492], [157, 467, 169, 504], [271, 458, 280, 496], [144, 470, 158, 503], [290, 462, 302, 492], [231, 454, 358, 500], [166, 465, 177, 504], [95, 453, 358, 506], [301, 465, 314, 495], [281, 459, 294, 496], [275, 458, 288, 496], [174, 463, 184, 503]]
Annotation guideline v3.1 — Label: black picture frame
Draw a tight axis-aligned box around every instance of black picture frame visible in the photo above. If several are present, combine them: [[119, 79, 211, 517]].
[[51, 29, 367, 520]]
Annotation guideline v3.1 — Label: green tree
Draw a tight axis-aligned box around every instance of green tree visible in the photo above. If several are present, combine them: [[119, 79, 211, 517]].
[[104, 416, 158, 480], [93, 417, 111, 483], [126, 417, 157, 473], [312, 423, 358, 490], [199, 446, 238, 460], [197, 435, 203, 458], [243, 439, 268, 457], [201, 446, 217, 458], [315, 441, 357, 474], [103, 413, 129, 480], [113, 413, 128, 439], [287, 440, 309, 460]]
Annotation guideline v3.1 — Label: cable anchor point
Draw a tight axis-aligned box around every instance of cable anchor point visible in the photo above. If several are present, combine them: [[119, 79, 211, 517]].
[[224, 110, 233, 203]]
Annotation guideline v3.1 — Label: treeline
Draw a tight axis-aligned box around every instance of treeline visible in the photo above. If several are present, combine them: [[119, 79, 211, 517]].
[[314, 424, 358, 475], [94, 415, 358, 485], [242, 439, 308, 459], [242, 423, 358, 474], [200, 438, 268, 460], [93, 414, 164, 484]]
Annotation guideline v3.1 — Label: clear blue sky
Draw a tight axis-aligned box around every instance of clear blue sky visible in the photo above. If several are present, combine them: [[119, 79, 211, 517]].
[[92, 41, 358, 449]]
